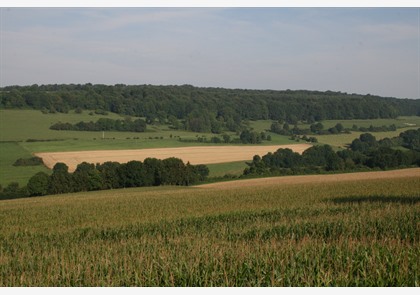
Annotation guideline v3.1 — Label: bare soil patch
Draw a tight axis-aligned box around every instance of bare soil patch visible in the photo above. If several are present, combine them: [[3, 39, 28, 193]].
[[196, 168, 420, 189], [36, 144, 312, 172]]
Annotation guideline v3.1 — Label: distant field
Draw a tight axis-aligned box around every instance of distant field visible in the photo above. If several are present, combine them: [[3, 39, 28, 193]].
[[248, 117, 419, 148], [0, 142, 51, 187], [206, 161, 248, 177], [36, 144, 312, 172], [0, 109, 419, 186], [249, 116, 420, 132], [316, 116, 420, 129], [315, 127, 417, 148], [0, 109, 126, 141], [0, 170, 418, 286]]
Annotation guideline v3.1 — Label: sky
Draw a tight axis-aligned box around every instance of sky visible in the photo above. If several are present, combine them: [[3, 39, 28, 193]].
[[1, 7, 419, 99]]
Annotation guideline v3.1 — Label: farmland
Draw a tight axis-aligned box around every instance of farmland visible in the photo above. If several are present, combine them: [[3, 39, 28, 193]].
[[1, 109, 419, 186], [36, 144, 311, 172], [0, 169, 418, 286], [0, 107, 419, 286]]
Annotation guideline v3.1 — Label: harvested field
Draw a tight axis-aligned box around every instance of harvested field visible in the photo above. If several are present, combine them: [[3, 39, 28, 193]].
[[35, 144, 312, 172], [197, 168, 420, 189]]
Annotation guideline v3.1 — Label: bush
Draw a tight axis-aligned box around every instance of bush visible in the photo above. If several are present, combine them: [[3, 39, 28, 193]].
[[13, 157, 44, 166]]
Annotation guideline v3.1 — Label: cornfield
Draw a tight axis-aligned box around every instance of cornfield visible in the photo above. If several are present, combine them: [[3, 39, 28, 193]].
[[0, 174, 418, 286]]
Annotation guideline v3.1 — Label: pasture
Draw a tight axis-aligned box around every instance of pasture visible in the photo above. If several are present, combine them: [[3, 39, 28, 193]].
[[0, 169, 418, 286]]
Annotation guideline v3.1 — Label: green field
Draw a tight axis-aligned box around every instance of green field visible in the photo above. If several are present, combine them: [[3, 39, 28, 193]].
[[0, 142, 51, 186], [249, 117, 420, 132], [314, 128, 418, 149], [0, 174, 418, 286], [248, 118, 419, 148], [0, 110, 294, 186], [0, 109, 419, 187], [206, 161, 249, 177]]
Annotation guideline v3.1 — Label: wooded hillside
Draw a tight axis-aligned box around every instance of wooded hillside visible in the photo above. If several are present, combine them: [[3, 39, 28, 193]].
[[1, 84, 419, 131]]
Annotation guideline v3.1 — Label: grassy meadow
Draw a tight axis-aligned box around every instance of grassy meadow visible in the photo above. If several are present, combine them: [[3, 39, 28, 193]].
[[0, 174, 418, 286]]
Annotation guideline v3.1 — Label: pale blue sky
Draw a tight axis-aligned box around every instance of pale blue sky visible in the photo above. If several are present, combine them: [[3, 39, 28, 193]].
[[1, 8, 419, 98]]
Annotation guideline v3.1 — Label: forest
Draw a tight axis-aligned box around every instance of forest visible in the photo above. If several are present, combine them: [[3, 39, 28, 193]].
[[1, 84, 419, 134]]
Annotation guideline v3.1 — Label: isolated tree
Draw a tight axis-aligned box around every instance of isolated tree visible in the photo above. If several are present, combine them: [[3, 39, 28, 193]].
[[310, 122, 324, 133], [335, 123, 344, 133]]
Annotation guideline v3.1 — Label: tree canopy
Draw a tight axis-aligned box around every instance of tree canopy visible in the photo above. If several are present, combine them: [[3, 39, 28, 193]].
[[2, 85, 419, 131]]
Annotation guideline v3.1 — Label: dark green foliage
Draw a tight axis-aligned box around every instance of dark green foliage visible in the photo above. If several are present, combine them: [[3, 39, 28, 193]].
[[50, 117, 147, 133], [2, 84, 418, 132], [399, 128, 420, 151], [22, 158, 209, 198], [272, 121, 349, 136], [142, 158, 163, 186], [13, 156, 43, 166], [27, 172, 50, 196], [245, 132, 420, 177], [353, 124, 398, 132], [119, 161, 146, 188], [73, 162, 102, 191], [350, 133, 378, 153], [263, 148, 302, 169], [48, 163, 73, 194], [185, 110, 212, 133], [310, 122, 324, 133], [335, 123, 344, 133], [96, 162, 121, 189], [0, 182, 28, 200], [160, 158, 187, 185], [240, 130, 262, 144], [365, 148, 415, 169], [302, 145, 344, 171]]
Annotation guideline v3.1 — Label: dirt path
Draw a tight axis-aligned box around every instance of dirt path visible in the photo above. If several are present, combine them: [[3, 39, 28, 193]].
[[196, 168, 420, 189], [35, 144, 312, 172]]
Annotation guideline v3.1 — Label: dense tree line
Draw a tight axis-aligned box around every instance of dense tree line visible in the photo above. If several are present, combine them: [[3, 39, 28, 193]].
[[13, 156, 43, 166], [179, 131, 271, 144], [50, 117, 147, 132], [271, 121, 399, 136], [1, 84, 419, 134], [0, 158, 209, 200], [244, 129, 420, 176]]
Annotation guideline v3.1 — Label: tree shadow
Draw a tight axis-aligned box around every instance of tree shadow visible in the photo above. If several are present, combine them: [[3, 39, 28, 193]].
[[329, 195, 420, 205]]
